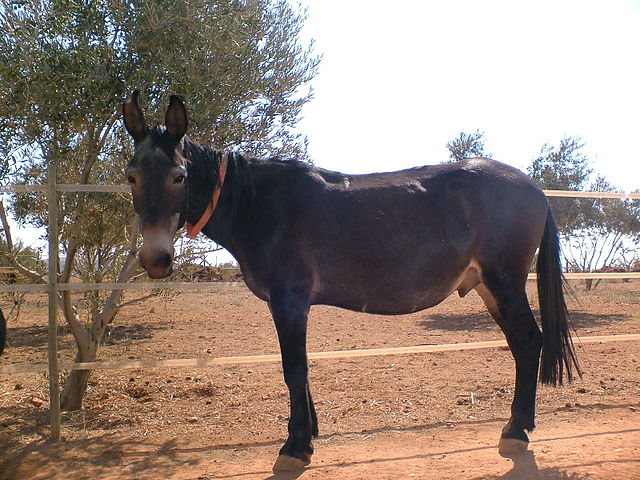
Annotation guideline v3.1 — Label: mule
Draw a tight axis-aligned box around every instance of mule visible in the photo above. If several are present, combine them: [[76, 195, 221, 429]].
[[123, 91, 580, 471]]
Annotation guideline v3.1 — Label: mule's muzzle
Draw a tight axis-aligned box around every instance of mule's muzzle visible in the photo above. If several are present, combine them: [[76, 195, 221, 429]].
[[140, 249, 173, 279], [139, 220, 178, 279]]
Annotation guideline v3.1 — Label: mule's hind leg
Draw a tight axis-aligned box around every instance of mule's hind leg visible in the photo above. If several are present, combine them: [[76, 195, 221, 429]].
[[475, 281, 542, 454]]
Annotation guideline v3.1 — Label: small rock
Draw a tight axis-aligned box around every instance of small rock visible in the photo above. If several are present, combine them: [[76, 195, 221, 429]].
[[629, 406, 637, 412], [14, 384, 22, 390], [577, 388, 589, 394], [186, 416, 199, 423]]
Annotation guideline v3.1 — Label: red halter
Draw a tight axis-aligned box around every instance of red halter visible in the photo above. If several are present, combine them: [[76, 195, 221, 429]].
[[185, 153, 228, 239]]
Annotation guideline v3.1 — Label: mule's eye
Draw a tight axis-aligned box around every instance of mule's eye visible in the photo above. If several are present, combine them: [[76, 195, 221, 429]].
[[174, 175, 186, 184], [127, 176, 136, 185]]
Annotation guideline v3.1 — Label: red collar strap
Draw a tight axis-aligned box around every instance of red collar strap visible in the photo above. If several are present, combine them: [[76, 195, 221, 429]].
[[185, 153, 228, 239]]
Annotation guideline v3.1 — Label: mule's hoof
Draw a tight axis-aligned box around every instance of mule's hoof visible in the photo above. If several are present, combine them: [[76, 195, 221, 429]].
[[498, 437, 529, 455], [272, 454, 311, 472]]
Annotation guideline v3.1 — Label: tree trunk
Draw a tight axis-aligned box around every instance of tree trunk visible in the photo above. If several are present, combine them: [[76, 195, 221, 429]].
[[60, 371, 91, 410], [60, 345, 97, 410]]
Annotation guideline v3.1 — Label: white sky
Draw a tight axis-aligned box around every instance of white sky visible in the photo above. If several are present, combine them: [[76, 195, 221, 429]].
[[298, 0, 640, 192]]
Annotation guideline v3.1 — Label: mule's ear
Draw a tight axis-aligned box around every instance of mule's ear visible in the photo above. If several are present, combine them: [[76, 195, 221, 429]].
[[165, 95, 188, 142], [123, 90, 149, 143]]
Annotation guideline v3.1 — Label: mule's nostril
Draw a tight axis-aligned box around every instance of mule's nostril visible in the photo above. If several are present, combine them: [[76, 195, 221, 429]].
[[162, 253, 172, 269]]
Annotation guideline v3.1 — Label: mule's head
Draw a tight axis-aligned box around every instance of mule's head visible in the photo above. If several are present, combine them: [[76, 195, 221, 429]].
[[123, 91, 189, 279]]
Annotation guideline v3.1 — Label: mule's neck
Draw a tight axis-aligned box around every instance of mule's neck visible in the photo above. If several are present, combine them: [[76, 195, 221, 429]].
[[182, 139, 249, 248]]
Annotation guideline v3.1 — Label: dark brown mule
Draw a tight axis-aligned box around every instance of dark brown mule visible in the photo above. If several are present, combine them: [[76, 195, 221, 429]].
[[123, 92, 580, 471]]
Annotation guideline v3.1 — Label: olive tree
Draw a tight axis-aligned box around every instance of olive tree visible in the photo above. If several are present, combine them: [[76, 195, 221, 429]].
[[0, 0, 319, 409]]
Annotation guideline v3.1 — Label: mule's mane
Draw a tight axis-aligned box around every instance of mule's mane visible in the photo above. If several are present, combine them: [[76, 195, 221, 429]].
[[181, 136, 226, 182], [181, 137, 257, 224]]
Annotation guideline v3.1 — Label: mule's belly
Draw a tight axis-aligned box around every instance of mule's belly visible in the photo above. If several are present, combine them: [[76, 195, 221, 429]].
[[315, 292, 450, 316], [310, 259, 474, 315]]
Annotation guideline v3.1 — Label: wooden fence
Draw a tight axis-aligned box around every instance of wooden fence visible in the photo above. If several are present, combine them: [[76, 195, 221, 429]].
[[0, 173, 639, 440]]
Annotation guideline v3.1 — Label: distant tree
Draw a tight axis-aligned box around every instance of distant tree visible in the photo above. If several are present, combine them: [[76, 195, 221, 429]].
[[528, 136, 592, 235], [563, 177, 640, 289], [528, 137, 640, 289], [445, 130, 490, 162], [0, 0, 319, 409]]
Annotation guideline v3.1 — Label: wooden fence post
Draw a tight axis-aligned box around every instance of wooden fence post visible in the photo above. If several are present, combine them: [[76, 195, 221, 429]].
[[47, 162, 60, 440]]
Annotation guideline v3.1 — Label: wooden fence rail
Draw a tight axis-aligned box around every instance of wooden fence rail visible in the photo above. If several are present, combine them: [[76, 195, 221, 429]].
[[2, 274, 638, 294], [2, 333, 640, 376]]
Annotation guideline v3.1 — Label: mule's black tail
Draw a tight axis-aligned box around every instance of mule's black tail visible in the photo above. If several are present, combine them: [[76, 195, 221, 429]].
[[0, 307, 6, 355], [536, 209, 581, 386]]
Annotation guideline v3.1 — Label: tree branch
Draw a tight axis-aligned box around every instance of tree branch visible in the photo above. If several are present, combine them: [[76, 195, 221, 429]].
[[59, 115, 119, 350], [88, 220, 140, 344], [0, 199, 47, 284], [114, 292, 157, 310]]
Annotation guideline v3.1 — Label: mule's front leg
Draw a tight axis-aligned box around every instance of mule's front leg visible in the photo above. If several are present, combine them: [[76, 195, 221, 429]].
[[269, 287, 318, 471]]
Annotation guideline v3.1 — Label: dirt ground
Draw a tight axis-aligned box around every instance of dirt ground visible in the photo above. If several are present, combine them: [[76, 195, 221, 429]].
[[1, 280, 639, 479]]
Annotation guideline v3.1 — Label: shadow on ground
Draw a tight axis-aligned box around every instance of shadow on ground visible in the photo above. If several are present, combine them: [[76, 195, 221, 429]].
[[0, 433, 203, 480], [3, 322, 167, 351], [419, 310, 632, 332], [474, 451, 592, 480]]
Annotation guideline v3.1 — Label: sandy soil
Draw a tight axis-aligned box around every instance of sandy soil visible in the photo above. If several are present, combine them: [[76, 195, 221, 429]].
[[1, 280, 639, 479]]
